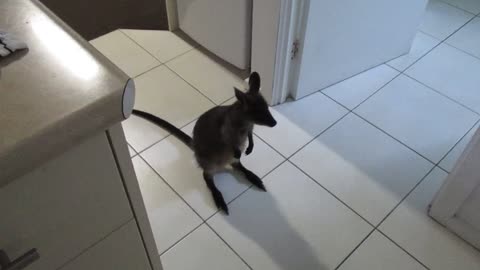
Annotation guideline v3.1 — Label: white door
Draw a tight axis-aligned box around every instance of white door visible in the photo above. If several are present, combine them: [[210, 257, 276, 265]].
[[291, 0, 427, 99]]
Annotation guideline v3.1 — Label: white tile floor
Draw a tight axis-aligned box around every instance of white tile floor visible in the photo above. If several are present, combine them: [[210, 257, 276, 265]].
[[90, 2, 480, 269]]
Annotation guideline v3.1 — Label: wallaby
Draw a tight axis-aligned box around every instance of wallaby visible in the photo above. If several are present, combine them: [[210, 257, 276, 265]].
[[132, 72, 277, 214]]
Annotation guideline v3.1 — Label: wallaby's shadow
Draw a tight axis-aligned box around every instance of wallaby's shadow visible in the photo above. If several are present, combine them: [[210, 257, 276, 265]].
[[216, 183, 329, 270]]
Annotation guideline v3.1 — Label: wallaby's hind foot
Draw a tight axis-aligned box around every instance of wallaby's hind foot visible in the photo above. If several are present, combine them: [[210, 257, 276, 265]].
[[232, 162, 266, 192], [203, 172, 229, 215], [213, 191, 229, 215]]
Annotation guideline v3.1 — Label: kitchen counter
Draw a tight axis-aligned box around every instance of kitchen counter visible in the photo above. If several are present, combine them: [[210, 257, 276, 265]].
[[0, 0, 135, 186]]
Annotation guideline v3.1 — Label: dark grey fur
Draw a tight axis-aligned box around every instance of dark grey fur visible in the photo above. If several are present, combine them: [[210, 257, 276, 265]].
[[132, 72, 276, 214]]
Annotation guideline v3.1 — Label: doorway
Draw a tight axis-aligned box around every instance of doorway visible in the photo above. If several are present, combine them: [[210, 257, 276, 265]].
[[39, 0, 169, 40]]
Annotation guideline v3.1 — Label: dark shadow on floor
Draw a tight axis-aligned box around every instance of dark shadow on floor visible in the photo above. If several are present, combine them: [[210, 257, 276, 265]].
[[39, 0, 169, 40]]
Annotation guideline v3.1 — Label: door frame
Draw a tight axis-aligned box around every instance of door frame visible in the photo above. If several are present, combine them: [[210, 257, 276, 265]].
[[268, 0, 300, 105], [429, 125, 480, 249], [251, 0, 306, 105]]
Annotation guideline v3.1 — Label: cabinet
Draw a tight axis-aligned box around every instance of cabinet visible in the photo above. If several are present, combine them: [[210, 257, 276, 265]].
[[0, 127, 162, 270]]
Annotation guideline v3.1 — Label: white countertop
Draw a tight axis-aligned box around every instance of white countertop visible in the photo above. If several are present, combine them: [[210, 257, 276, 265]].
[[0, 0, 132, 186]]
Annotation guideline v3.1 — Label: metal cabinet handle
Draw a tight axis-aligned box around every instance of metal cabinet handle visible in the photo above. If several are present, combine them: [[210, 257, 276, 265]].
[[0, 248, 39, 270]]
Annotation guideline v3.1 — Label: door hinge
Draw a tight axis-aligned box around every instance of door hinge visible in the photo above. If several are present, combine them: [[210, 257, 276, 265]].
[[291, 40, 300, 60]]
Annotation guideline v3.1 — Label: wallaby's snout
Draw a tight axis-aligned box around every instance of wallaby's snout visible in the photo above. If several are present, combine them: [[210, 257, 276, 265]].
[[250, 106, 277, 127], [265, 111, 277, 127]]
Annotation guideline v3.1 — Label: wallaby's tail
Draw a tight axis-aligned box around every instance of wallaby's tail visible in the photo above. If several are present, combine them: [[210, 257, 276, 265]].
[[131, 109, 193, 147]]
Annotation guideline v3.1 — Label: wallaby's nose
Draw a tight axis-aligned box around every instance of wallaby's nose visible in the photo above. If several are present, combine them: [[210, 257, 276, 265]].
[[268, 118, 277, 127]]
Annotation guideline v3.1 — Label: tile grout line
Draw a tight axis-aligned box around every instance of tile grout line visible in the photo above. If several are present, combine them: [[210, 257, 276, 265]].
[[250, 99, 443, 234], [163, 47, 197, 64], [443, 39, 480, 62], [128, 143, 138, 158], [418, 29, 443, 40], [136, 154, 205, 220], [437, 0, 478, 15], [135, 154, 254, 268], [351, 13, 479, 113], [287, 160, 375, 227], [403, 73, 480, 116], [118, 29, 218, 105], [164, 65, 224, 105], [119, 29, 234, 106], [376, 166, 436, 228], [119, 29, 191, 65], [333, 165, 437, 270], [282, 108, 351, 160], [132, 63, 164, 79], [338, 75, 480, 269], [406, 13, 479, 63], [376, 229, 432, 270], [340, 72, 403, 112], [353, 111, 444, 164], [320, 92, 465, 169], [204, 159, 289, 222], [54, 218, 135, 270], [251, 133, 288, 160], [286, 130, 440, 270], [158, 221, 205, 257], [282, 89, 464, 269], [385, 31, 442, 72], [204, 223, 255, 270], [334, 91, 480, 268], [333, 229, 376, 270], [438, 118, 480, 171], [200, 153, 379, 267]]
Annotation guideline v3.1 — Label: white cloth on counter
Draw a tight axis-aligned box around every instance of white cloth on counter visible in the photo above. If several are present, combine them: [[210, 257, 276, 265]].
[[0, 31, 28, 58]]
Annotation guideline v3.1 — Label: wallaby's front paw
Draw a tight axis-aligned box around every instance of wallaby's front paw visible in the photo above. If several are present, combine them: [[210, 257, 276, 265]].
[[245, 146, 253, 155]]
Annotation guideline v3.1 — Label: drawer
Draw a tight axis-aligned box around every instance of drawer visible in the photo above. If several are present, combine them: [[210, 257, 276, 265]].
[[0, 133, 133, 270], [61, 220, 152, 270]]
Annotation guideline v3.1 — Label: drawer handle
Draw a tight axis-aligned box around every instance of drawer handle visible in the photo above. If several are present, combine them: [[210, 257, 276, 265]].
[[0, 248, 39, 270]]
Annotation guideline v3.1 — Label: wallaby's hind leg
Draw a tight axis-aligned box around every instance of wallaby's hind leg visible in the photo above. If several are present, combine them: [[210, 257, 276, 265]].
[[232, 162, 266, 191], [203, 171, 229, 215]]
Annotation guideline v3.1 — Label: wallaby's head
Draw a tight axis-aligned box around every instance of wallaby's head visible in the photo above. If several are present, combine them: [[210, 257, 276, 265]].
[[234, 72, 277, 127]]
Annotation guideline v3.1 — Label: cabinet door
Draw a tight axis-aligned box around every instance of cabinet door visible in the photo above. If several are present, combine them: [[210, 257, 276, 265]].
[[0, 133, 132, 270], [61, 220, 151, 270], [429, 126, 480, 249]]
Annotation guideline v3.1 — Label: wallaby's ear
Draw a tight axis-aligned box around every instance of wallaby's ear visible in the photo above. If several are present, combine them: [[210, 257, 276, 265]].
[[248, 72, 260, 93], [234, 87, 247, 104]]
